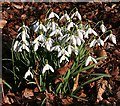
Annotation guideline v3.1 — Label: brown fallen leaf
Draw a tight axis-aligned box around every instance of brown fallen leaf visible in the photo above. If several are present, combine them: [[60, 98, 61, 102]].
[[62, 96, 73, 105], [12, 3, 24, 9], [96, 79, 108, 103], [22, 88, 34, 99], [114, 49, 120, 57], [0, 19, 7, 28]]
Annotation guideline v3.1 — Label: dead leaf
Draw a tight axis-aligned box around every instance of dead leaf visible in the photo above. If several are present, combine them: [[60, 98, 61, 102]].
[[72, 73, 79, 92], [22, 88, 34, 99], [62, 96, 73, 105], [96, 79, 108, 103], [116, 91, 120, 100], [0, 19, 7, 28], [114, 49, 120, 57], [12, 3, 24, 9]]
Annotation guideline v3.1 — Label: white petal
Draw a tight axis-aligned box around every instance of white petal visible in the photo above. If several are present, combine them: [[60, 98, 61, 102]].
[[98, 38, 104, 46], [76, 37, 81, 46], [76, 11, 82, 20], [68, 45, 72, 55], [49, 65, 54, 73], [64, 50, 69, 57], [110, 34, 116, 44], [85, 56, 91, 66], [42, 65, 48, 74], [91, 29, 98, 36], [54, 13, 59, 19], [34, 42, 39, 51], [90, 39, 97, 48], [104, 36, 109, 42], [84, 30, 89, 39], [91, 57, 97, 64], [100, 24, 106, 33], [22, 30, 26, 41], [13, 41, 19, 51], [25, 45, 29, 52], [24, 69, 33, 79]]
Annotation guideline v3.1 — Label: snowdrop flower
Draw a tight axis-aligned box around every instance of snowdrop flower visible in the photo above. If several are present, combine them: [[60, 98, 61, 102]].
[[32, 33, 45, 51], [17, 30, 30, 41], [89, 39, 97, 48], [67, 21, 75, 31], [45, 38, 54, 51], [71, 10, 82, 21], [24, 67, 33, 79], [18, 40, 29, 52], [97, 37, 104, 46], [47, 21, 59, 31], [85, 27, 98, 38], [90, 37, 104, 47], [58, 48, 69, 58], [68, 45, 74, 55], [100, 24, 106, 33], [18, 24, 30, 33], [85, 56, 97, 66], [73, 46, 79, 55], [50, 29, 63, 37], [48, 11, 59, 19], [60, 11, 70, 22], [42, 63, 54, 74], [77, 29, 85, 42], [13, 40, 19, 52], [51, 45, 61, 52], [34, 21, 47, 33], [60, 55, 69, 63], [104, 33, 116, 44]]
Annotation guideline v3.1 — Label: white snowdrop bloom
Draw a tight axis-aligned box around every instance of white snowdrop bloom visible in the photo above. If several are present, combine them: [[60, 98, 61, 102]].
[[97, 37, 104, 46], [90, 39, 97, 48], [68, 45, 74, 55], [50, 29, 63, 37], [24, 67, 33, 79], [51, 45, 61, 52], [52, 21, 56, 31], [21, 30, 27, 42], [85, 27, 98, 38], [58, 48, 69, 58], [58, 34, 69, 41], [34, 22, 47, 33], [48, 11, 59, 19], [17, 30, 30, 41], [73, 46, 78, 55], [67, 21, 75, 31], [100, 24, 106, 33], [42, 64, 54, 74], [77, 29, 83, 39], [13, 40, 19, 51], [18, 40, 29, 52], [45, 38, 54, 51], [33, 33, 45, 43], [71, 10, 82, 21], [60, 55, 69, 63], [60, 13, 70, 22], [34, 42, 39, 52], [76, 36, 82, 46], [90, 38, 104, 47], [104, 33, 116, 44], [18, 24, 30, 33], [66, 35, 77, 46], [85, 56, 97, 66]]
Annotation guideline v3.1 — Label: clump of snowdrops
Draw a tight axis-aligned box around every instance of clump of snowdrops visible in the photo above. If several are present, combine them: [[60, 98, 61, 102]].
[[10, 8, 116, 98]]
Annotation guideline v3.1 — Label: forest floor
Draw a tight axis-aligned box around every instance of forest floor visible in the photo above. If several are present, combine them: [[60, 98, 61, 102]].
[[1, 2, 120, 106]]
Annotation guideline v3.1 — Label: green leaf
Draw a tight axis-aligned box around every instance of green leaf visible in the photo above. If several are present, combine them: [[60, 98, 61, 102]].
[[2, 80, 12, 90]]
